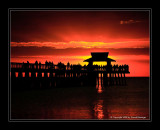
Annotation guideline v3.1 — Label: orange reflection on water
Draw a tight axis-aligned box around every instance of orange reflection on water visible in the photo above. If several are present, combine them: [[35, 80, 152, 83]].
[[96, 84, 103, 94], [96, 77, 103, 94], [94, 100, 104, 119], [48, 107, 91, 119]]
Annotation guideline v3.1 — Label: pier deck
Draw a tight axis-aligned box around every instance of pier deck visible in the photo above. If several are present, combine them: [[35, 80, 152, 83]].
[[10, 62, 130, 88]]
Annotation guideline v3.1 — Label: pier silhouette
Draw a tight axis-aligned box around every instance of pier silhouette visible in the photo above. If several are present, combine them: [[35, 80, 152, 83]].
[[10, 52, 130, 89]]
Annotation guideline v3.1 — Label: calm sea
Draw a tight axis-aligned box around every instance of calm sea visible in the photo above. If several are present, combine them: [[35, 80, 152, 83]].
[[11, 77, 150, 120]]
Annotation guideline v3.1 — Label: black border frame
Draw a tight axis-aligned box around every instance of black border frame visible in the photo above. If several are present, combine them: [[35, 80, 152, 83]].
[[8, 8, 152, 123]]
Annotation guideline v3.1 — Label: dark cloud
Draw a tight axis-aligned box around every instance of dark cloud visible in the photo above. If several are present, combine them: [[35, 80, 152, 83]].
[[11, 46, 149, 56], [11, 11, 149, 42]]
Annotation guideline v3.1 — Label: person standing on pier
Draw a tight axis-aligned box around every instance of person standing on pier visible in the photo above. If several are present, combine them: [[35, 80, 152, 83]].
[[35, 61, 38, 69], [67, 62, 70, 70]]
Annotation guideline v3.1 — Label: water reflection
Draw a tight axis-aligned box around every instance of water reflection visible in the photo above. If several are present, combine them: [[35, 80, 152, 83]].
[[11, 78, 150, 120], [96, 76, 104, 94], [50, 107, 91, 119], [93, 100, 104, 119]]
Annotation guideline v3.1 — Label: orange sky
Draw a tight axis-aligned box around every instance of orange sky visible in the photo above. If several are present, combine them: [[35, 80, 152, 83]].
[[10, 10, 150, 77]]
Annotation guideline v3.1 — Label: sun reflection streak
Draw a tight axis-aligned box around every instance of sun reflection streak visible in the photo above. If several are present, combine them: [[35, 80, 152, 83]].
[[94, 100, 104, 119], [96, 80, 103, 94], [96, 74, 104, 94]]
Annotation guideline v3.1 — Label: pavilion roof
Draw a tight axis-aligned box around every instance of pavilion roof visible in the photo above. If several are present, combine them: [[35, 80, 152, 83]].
[[83, 57, 116, 62], [83, 52, 116, 62]]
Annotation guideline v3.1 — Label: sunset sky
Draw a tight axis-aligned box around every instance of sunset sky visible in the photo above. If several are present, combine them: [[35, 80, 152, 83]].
[[10, 10, 150, 77]]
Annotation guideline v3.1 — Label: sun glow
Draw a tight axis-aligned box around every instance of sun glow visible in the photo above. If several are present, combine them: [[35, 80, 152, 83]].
[[93, 62, 107, 66], [11, 11, 150, 77], [11, 38, 149, 49], [94, 100, 104, 119]]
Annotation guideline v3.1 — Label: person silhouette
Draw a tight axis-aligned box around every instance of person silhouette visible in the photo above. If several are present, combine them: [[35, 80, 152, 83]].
[[27, 61, 29, 68], [84, 65, 86, 70], [67, 62, 70, 70], [113, 64, 116, 71], [45, 60, 48, 69], [35, 60, 38, 69], [119, 65, 122, 72], [50, 61, 54, 69], [70, 64, 73, 70], [39, 62, 41, 69]]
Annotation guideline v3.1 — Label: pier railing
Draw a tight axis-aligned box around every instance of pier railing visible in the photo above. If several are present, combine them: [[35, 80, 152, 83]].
[[11, 62, 129, 73], [10, 62, 130, 87]]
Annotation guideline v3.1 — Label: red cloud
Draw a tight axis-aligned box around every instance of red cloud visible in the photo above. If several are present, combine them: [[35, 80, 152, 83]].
[[120, 20, 141, 25]]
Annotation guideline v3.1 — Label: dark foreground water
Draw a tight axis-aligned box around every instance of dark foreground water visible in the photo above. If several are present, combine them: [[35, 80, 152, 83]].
[[11, 77, 150, 120]]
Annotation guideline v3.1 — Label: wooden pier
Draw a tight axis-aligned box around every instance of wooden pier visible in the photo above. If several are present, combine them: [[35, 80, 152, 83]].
[[10, 62, 130, 89], [10, 52, 130, 89]]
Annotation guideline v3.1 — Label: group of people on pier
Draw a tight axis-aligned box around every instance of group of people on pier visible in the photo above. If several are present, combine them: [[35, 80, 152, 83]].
[[11, 52, 130, 88], [12, 61, 129, 72]]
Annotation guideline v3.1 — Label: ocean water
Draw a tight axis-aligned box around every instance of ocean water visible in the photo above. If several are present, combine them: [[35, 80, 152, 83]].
[[11, 77, 150, 120]]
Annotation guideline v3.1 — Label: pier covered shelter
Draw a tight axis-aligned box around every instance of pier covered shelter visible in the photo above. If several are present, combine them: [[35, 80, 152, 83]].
[[83, 52, 116, 66]]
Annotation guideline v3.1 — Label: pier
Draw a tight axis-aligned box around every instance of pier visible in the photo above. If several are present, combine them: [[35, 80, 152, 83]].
[[10, 52, 130, 89]]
